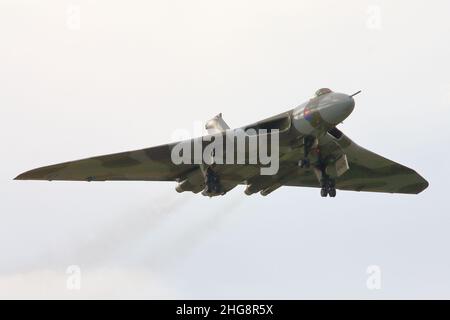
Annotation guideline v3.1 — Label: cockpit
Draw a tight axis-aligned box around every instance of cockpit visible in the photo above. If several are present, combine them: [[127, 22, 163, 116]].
[[315, 88, 333, 97]]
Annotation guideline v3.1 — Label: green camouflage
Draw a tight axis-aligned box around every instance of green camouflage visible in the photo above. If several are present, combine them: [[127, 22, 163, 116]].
[[15, 88, 428, 197]]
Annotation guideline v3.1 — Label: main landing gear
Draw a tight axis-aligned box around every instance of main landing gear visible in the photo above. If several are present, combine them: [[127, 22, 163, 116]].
[[204, 167, 222, 195], [296, 135, 337, 198]]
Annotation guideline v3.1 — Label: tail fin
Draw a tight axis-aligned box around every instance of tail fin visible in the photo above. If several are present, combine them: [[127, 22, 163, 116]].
[[205, 113, 230, 134]]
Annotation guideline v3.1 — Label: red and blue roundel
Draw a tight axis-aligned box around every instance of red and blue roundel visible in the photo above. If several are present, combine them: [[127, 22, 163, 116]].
[[303, 107, 313, 121]]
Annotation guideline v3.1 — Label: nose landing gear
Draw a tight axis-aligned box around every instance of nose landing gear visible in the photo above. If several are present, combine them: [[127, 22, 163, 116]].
[[299, 136, 318, 169]]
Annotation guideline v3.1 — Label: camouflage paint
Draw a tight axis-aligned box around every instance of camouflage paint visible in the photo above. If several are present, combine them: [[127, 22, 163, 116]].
[[15, 88, 428, 197]]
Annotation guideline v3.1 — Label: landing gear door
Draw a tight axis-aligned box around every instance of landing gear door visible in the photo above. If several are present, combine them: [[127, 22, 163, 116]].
[[335, 154, 349, 177]]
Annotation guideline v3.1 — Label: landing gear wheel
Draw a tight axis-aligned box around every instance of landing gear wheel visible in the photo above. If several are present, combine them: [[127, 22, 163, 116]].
[[211, 184, 221, 194], [328, 187, 336, 197], [320, 177, 336, 198]]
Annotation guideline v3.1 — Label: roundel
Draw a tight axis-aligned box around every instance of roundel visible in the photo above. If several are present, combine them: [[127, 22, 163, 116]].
[[303, 106, 313, 121]]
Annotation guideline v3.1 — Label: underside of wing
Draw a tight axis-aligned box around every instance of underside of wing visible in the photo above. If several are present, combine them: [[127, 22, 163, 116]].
[[15, 143, 196, 182], [335, 139, 429, 194], [15, 122, 429, 196], [285, 129, 429, 194]]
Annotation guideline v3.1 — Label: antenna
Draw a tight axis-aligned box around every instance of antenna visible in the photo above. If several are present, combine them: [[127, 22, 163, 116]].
[[350, 90, 362, 97]]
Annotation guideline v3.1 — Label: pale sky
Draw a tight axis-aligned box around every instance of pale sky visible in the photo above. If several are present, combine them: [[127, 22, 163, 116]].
[[0, 0, 449, 299]]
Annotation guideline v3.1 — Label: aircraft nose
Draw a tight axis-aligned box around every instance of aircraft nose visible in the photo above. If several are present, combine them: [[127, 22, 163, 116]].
[[320, 94, 355, 125]]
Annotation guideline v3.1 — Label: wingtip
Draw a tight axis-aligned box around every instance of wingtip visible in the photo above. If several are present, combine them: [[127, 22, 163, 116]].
[[418, 179, 429, 194], [14, 172, 29, 180], [411, 174, 429, 194], [14, 162, 67, 181], [14, 168, 49, 181]]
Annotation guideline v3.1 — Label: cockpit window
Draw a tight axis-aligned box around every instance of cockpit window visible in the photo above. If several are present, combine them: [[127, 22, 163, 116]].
[[315, 88, 333, 96]]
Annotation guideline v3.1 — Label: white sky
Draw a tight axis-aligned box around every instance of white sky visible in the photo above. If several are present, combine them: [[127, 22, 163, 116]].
[[0, 0, 449, 299]]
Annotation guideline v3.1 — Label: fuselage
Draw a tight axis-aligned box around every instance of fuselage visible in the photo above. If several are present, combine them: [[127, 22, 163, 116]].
[[292, 88, 355, 137]]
